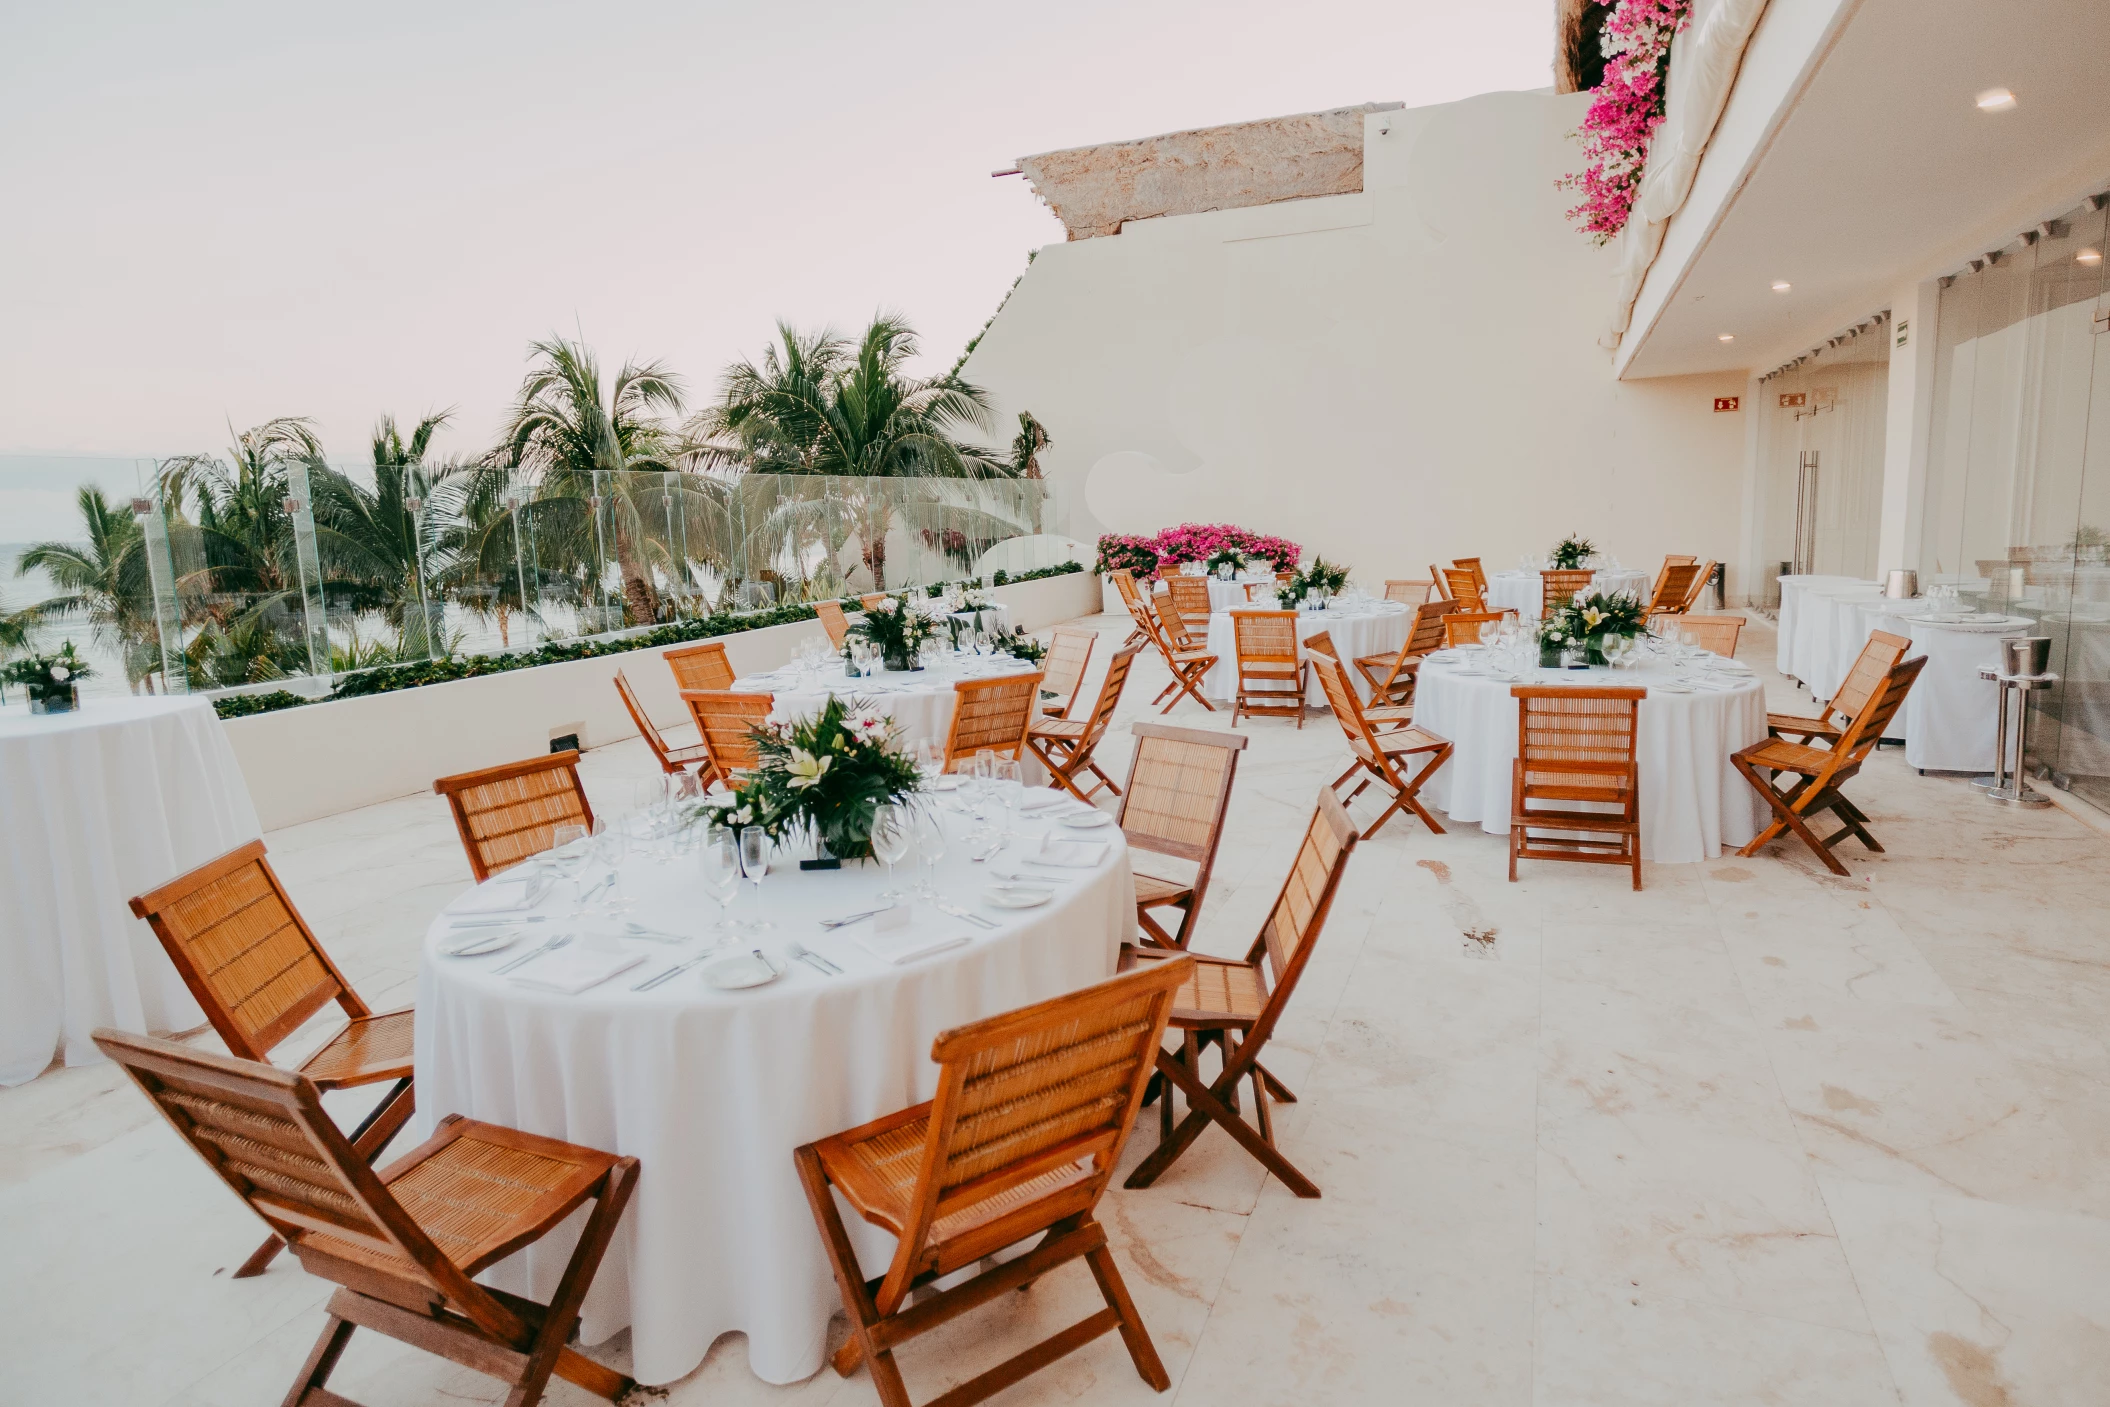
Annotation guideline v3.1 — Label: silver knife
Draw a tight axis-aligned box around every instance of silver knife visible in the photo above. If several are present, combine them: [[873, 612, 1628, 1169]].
[[634, 955, 709, 991], [495, 934, 570, 975], [446, 914, 549, 928], [934, 901, 999, 930], [819, 906, 893, 929]]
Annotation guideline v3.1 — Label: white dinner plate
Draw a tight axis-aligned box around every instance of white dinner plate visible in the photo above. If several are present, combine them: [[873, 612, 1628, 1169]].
[[1057, 811, 1114, 830], [925, 775, 962, 792], [442, 929, 524, 957], [984, 884, 1054, 909], [704, 952, 783, 990]]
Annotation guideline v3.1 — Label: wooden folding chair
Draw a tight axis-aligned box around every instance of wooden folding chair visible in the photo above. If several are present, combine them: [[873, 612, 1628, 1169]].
[[1116, 722, 1248, 949], [1119, 788, 1359, 1198], [1444, 610, 1506, 647], [815, 598, 852, 649], [1646, 562, 1702, 616], [1508, 685, 1643, 889], [1769, 630, 1908, 743], [663, 640, 735, 692], [1352, 599, 1453, 709], [1453, 557, 1488, 599], [1441, 566, 1486, 612], [1675, 613, 1745, 657], [94, 1030, 638, 1407], [1541, 568, 1596, 614], [1154, 587, 1210, 655], [1382, 578, 1434, 605], [795, 960, 1192, 1407], [1028, 644, 1139, 803], [859, 592, 889, 611], [678, 689, 775, 786], [1038, 626, 1097, 717], [1229, 609, 1306, 727], [1307, 630, 1411, 731], [128, 840, 416, 1279], [1734, 655, 1926, 875], [942, 671, 1044, 770], [614, 669, 713, 775], [433, 751, 594, 884], [1680, 560, 1718, 612], [1662, 553, 1698, 568], [1124, 590, 1217, 715], [1311, 654, 1451, 838], [1109, 569, 1152, 649], [1164, 573, 1214, 628]]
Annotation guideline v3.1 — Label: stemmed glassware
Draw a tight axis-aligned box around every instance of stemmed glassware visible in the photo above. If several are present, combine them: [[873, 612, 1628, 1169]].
[[698, 827, 741, 937], [871, 802, 912, 898], [914, 737, 944, 788], [737, 825, 773, 930], [551, 822, 592, 900], [989, 759, 1023, 842], [912, 806, 947, 897]]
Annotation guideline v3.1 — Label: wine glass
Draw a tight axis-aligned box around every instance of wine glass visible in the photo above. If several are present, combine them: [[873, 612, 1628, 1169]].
[[912, 805, 947, 896], [550, 822, 591, 897], [871, 802, 912, 898], [914, 737, 944, 787], [738, 825, 773, 930], [989, 759, 1023, 839], [595, 823, 633, 915], [698, 827, 741, 937]]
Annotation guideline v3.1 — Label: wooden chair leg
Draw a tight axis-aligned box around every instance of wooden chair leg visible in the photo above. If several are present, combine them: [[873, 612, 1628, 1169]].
[[509, 1158, 639, 1407], [1738, 760, 1851, 876], [1084, 1240, 1171, 1392], [1127, 1049, 1320, 1198], [1255, 1060, 1297, 1103], [796, 1147, 913, 1403], [280, 1315, 356, 1407]]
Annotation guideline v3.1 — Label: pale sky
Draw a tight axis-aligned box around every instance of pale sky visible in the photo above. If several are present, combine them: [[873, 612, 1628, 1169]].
[[0, 0, 1550, 534]]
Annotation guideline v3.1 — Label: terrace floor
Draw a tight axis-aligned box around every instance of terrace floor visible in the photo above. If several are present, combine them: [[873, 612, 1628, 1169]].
[[6, 611, 2110, 1407]]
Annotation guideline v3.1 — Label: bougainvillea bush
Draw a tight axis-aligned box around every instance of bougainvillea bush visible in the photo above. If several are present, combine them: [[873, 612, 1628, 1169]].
[[1094, 524, 1303, 580], [1560, 0, 1692, 243], [1093, 533, 1163, 581]]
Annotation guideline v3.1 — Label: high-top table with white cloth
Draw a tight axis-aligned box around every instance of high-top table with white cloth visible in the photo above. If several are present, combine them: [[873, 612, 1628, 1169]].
[[1486, 567, 1654, 621], [1798, 583, 1895, 701], [1899, 614, 2036, 772], [735, 653, 1040, 754], [1413, 652, 1768, 863], [1776, 575, 1873, 682], [0, 695, 261, 1085], [414, 796, 1131, 1387], [1200, 600, 1412, 704]]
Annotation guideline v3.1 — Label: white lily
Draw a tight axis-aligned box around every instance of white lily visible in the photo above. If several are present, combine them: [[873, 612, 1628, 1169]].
[[787, 748, 832, 790]]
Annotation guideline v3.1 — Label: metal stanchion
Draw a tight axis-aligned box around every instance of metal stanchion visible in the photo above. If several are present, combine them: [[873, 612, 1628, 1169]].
[[1974, 636, 2055, 808]]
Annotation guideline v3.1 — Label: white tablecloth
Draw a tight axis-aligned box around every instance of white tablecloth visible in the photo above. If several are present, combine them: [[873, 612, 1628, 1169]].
[[1413, 655, 1767, 863], [1776, 575, 1872, 681], [1900, 615, 2037, 772], [1200, 603, 1412, 704], [1800, 585, 1894, 701], [735, 655, 1040, 753], [1180, 572, 1282, 613], [0, 696, 261, 1085], [1486, 568, 1653, 621], [415, 807, 1131, 1386]]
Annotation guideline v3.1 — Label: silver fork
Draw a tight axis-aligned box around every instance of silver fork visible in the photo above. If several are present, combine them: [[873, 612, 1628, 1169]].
[[495, 934, 572, 975], [787, 942, 840, 976]]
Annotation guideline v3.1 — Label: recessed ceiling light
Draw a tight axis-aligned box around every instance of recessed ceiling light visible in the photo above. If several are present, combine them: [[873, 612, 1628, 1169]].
[[1976, 87, 2017, 112], [2079, 248, 2104, 266], [1771, 281, 1792, 292], [1718, 334, 1735, 342]]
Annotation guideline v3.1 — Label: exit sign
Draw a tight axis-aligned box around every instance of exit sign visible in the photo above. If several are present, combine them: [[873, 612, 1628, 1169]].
[[1713, 396, 1740, 413], [1779, 391, 1808, 408]]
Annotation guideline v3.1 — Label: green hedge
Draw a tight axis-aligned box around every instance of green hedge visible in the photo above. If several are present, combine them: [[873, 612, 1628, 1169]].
[[212, 562, 1086, 721]]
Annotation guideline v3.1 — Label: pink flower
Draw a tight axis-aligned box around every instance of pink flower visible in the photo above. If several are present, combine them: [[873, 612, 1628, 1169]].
[[1560, 0, 1692, 243]]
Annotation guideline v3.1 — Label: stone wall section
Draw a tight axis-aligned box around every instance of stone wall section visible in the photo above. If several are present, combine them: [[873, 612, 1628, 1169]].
[[1016, 102, 1403, 239]]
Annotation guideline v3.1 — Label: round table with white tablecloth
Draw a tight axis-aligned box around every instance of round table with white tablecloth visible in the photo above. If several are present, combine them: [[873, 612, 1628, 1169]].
[[1799, 584, 1896, 701], [0, 696, 261, 1085], [1899, 614, 2036, 772], [1486, 567, 1653, 621], [734, 653, 1040, 754], [1200, 601, 1413, 704], [1413, 652, 1768, 863], [1196, 571, 1284, 613], [1776, 575, 1871, 682], [414, 798, 1131, 1387]]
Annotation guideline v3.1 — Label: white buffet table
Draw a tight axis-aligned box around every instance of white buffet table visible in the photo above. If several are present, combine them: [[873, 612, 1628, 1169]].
[[1900, 614, 2036, 772], [1413, 652, 1767, 863], [1486, 567, 1653, 621], [415, 799, 1131, 1386], [1200, 601, 1412, 704], [1776, 574, 1871, 683], [0, 696, 261, 1085]]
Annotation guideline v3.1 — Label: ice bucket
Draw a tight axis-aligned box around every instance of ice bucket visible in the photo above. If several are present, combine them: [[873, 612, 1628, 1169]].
[[2001, 636, 2051, 678], [1884, 569, 1918, 599]]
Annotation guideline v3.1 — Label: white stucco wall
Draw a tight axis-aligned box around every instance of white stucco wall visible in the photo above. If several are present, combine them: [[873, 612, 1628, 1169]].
[[960, 91, 1753, 598]]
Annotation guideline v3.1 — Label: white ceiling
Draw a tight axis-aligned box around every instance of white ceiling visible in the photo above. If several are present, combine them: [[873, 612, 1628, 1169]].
[[1621, 0, 2110, 380]]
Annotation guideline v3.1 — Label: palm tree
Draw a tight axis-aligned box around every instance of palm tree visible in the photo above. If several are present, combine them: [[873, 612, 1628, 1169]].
[[689, 314, 1016, 589], [16, 486, 161, 688], [1009, 411, 1051, 479], [160, 417, 323, 602], [494, 337, 685, 626], [309, 411, 456, 653]]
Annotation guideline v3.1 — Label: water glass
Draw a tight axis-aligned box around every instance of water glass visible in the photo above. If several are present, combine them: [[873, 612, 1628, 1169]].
[[989, 759, 1024, 837], [871, 802, 912, 897], [913, 806, 947, 896], [699, 827, 741, 936], [738, 825, 774, 930]]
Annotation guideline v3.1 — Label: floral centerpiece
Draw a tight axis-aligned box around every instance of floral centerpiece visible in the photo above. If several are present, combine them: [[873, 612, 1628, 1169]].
[[1539, 589, 1647, 666], [3, 641, 93, 714], [694, 696, 921, 863], [1559, 0, 1694, 243], [986, 624, 1047, 664], [1279, 555, 1351, 608], [1550, 535, 1597, 570], [1204, 548, 1249, 579], [849, 593, 939, 670]]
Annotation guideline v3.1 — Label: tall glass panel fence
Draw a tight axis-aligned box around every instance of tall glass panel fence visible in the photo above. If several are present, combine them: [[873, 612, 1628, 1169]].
[[1919, 196, 2110, 812]]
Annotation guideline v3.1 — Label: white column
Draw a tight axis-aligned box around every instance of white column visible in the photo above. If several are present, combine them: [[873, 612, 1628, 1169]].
[[1878, 279, 1941, 576]]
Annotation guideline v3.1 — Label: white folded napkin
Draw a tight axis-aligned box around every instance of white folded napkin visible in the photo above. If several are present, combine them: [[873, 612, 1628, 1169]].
[[508, 946, 645, 994], [853, 922, 973, 965], [1036, 835, 1109, 868], [1021, 791, 1078, 814], [446, 874, 549, 917]]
